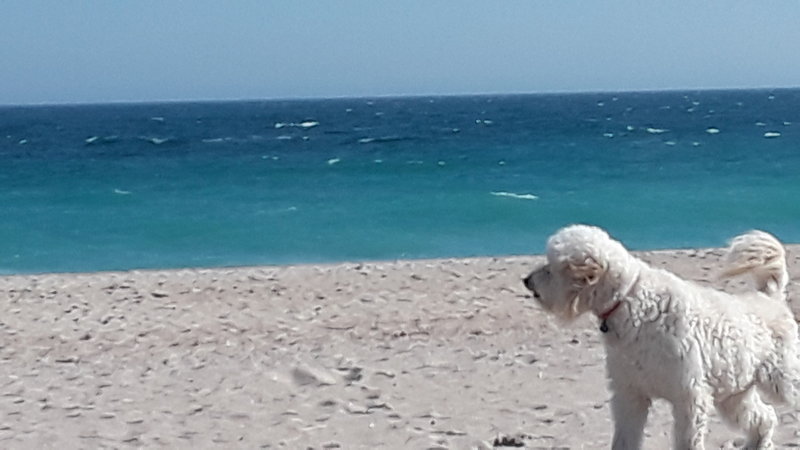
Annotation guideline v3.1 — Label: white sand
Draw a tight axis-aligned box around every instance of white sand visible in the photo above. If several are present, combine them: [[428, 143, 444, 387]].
[[1, 247, 799, 449]]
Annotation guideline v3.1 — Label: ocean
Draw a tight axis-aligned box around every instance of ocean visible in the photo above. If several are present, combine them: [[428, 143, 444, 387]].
[[1, 89, 798, 274]]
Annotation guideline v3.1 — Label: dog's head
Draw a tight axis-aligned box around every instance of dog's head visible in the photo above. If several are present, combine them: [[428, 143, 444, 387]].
[[523, 225, 634, 321]]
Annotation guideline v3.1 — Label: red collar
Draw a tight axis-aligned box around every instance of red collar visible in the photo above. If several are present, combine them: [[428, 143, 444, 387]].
[[598, 301, 623, 322]]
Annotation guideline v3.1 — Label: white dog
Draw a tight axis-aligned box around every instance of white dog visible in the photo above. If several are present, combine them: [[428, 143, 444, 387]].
[[523, 225, 799, 449]]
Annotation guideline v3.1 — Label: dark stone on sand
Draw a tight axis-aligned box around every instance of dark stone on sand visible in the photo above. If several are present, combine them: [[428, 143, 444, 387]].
[[492, 433, 529, 447]]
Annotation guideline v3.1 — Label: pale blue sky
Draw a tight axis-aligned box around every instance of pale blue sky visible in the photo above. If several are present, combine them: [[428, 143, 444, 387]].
[[2, 1, 799, 105]]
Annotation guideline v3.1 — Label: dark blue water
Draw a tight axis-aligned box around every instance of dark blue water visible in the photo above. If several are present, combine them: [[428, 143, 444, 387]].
[[1, 89, 799, 274]]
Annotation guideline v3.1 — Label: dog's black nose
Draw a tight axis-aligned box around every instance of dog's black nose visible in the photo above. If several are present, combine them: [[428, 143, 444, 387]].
[[523, 274, 540, 299], [523, 274, 532, 289]]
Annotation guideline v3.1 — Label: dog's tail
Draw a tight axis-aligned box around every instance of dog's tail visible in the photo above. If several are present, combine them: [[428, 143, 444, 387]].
[[721, 230, 788, 301]]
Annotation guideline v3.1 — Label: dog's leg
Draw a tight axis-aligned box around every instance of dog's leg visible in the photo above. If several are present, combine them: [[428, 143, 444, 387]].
[[716, 389, 776, 450], [610, 389, 651, 450], [759, 344, 800, 406], [671, 393, 710, 450]]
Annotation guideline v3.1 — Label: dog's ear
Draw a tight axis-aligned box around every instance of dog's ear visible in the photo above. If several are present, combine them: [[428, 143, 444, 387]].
[[566, 255, 605, 288]]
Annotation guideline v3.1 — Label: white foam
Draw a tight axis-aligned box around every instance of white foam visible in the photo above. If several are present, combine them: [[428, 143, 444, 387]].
[[358, 137, 375, 144], [646, 127, 668, 134], [18, 139, 27, 145], [491, 191, 539, 200], [150, 116, 165, 122], [755, 122, 766, 127], [327, 158, 341, 165], [275, 121, 319, 129], [276, 135, 292, 140], [84, 135, 117, 146], [705, 127, 720, 134], [764, 132, 781, 138], [603, 132, 614, 138], [626, 125, 635, 131], [113, 189, 132, 195]]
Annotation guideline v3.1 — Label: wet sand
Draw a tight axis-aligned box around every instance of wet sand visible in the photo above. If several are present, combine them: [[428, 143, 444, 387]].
[[1, 247, 799, 449]]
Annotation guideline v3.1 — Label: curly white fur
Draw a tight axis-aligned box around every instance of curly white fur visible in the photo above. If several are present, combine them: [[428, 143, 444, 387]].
[[723, 230, 789, 300], [523, 225, 799, 450]]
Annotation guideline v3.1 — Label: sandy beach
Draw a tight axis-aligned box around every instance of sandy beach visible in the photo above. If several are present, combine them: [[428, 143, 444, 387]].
[[1, 247, 799, 449]]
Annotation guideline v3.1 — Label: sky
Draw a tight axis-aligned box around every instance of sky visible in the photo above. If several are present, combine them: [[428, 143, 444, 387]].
[[2, 1, 800, 105]]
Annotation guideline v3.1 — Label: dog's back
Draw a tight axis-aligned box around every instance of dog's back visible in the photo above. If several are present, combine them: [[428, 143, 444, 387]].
[[721, 230, 789, 302]]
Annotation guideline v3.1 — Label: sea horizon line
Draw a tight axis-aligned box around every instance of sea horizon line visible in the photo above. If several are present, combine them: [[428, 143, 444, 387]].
[[3, 85, 800, 109]]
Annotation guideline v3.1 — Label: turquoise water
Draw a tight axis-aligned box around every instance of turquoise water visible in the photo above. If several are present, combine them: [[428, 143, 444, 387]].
[[1, 90, 799, 273]]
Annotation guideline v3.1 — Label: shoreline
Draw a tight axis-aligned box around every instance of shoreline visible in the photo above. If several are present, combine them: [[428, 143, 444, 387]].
[[5, 242, 800, 278], [1, 248, 798, 447]]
